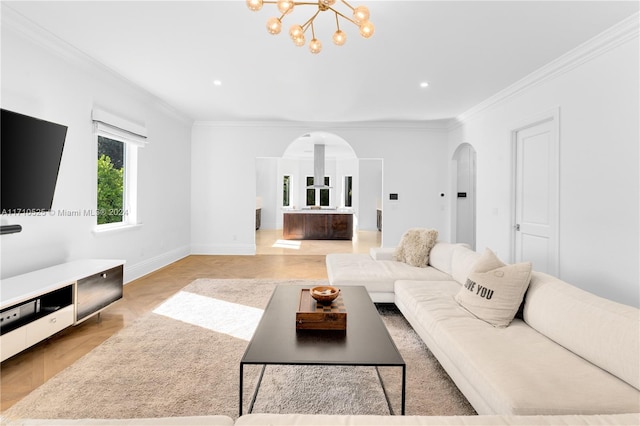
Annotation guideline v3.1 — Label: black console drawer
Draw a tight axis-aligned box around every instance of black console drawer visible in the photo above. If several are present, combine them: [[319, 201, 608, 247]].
[[76, 265, 123, 322]]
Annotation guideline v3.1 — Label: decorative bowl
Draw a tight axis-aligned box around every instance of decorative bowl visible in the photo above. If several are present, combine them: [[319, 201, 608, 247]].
[[310, 286, 340, 305]]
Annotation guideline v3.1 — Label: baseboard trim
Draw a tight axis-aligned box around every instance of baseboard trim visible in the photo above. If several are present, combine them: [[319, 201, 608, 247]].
[[190, 244, 256, 256], [125, 244, 257, 283], [124, 245, 191, 283]]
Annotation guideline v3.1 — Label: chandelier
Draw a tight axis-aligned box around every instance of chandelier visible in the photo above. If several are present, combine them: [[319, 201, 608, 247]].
[[246, 0, 374, 54]]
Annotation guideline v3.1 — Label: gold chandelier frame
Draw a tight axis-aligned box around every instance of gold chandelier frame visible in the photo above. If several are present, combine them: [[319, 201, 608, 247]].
[[246, 0, 374, 54]]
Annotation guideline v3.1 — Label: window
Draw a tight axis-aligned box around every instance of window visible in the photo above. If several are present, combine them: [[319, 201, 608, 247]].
[[344, 176, 353, 207], [96, 135, 138, 227], [283, 175, 291, 207], [92, 107, 146, 230], [306, 176, 330, 207], [306, 177, 314, 206], [97, 136, 125, 225], [320, 177, 330, 206]]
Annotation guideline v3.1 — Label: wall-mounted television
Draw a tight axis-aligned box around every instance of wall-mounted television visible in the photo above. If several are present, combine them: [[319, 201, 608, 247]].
[[1, 109, 68, 214]]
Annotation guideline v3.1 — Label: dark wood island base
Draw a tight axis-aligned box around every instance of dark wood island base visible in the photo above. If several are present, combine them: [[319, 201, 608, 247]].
[[283, 211, 353, 240]]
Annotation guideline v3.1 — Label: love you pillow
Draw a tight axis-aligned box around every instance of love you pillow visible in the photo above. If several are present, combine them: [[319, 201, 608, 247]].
[[455, 248, 532, 327]]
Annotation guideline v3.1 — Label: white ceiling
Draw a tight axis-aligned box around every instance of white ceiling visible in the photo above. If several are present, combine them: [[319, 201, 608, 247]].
[[3, 1, 639, 124]]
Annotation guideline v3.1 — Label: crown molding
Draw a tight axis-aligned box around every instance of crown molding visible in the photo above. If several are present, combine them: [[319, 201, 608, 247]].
[[192, 118, 455, 131], [1, 4, 193, 126], [454, 12, 639, 126]]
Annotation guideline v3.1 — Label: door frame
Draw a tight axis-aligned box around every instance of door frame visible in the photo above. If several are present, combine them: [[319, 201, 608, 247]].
[[510, 107, 560, 274]]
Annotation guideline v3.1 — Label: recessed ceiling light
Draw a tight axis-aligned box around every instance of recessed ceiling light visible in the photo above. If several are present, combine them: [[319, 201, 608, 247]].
[[213, 79, 222, 86], [420, 81, 429, 88]]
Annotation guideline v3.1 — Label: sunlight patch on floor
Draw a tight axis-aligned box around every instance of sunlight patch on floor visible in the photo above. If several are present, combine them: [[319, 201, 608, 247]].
[[153, 291, 263, 341], [272, 239, 302, 250]]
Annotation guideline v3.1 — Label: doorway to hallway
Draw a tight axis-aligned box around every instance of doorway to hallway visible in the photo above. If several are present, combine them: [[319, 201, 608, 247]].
[[452, 144, 476, 250]]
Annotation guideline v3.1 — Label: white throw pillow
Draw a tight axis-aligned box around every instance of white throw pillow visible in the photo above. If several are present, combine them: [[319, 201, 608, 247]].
[[393, 228, 438, 268], [455, 248, 532, 327]]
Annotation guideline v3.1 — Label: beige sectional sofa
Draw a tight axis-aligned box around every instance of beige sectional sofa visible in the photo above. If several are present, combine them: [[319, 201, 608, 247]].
[[326, 247, 454, 303], [326, 242, 640, 416]]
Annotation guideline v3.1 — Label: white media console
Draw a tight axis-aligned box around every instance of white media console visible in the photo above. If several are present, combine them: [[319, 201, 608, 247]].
[[0, 259, 125, 362]]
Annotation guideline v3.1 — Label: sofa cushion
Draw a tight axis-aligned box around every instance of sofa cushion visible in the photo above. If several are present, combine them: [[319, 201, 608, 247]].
[[395, 280, 640, 415], [370, 247, 395, 261], [393, 228, 438, 267], [451, 247, 482, 285], [326, 253, 451, 295], [455, 249, 532, 327], [524, 272, 640, 391], [428, 243, 468, 275]]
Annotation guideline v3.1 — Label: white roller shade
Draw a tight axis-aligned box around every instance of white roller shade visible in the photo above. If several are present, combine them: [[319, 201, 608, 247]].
[[92, 107, 147, 147]]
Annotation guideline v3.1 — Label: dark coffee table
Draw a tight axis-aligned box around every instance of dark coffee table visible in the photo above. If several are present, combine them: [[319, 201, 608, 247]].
[[239, 285, 406, 415]]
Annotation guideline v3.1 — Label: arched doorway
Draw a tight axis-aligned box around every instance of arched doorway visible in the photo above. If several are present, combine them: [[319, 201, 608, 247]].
[[280, 131, 357, 215], [452, 143, 476, 249]]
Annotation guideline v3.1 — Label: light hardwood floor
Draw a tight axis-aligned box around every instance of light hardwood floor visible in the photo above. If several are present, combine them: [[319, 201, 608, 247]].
[[0, 229, 381, 411]]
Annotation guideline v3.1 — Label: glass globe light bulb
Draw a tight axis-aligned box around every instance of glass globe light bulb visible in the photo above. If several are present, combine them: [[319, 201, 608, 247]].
[[289, 24, 304, 39], [246, 0, 263, 12], [266, 17, 282, 35], [309, 38, 322, 54], [277, 0, 294, 14], [293, 35, 306, 47], [353, 5, 370, 24], [333, 29, 346, 46], [359, 20, 374, 38]]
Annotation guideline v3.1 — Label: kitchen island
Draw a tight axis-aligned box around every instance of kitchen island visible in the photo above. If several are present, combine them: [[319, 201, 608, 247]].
[[283, 209, 354, 240]]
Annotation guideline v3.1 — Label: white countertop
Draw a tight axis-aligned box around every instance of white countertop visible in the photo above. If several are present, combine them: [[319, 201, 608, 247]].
[[283, 208, 354, 214]]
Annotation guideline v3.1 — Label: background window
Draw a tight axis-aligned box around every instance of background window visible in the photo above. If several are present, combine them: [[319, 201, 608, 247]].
[[283, 175, 290, 207], [320, 177, 330, 206], [306, 176, 315, 206], [306, 176, 331, 207], [344, 176, 353, 207]]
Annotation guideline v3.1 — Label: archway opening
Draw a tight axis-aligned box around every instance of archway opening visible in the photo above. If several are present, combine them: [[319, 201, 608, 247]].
[[255, 131, 382, 254], [451, 143, 476, 249], [281, 131, 358, 214]]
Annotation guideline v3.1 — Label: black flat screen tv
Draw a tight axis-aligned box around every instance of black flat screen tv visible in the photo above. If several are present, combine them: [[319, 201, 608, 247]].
[[1, 109, 68, 213]]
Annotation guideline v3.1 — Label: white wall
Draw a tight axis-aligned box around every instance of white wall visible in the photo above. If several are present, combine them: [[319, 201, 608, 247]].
[[448, 34, 639, 306], [191, 123, 450, 254], [0, 17, 192, 282], [359, 159, 383, 231]]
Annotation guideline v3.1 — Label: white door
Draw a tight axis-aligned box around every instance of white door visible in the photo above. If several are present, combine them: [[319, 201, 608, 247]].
[[513, 116, 559, 275]]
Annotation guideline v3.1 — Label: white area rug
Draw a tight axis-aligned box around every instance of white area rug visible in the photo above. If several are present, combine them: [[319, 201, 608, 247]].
[[3, 279, 475, 421]]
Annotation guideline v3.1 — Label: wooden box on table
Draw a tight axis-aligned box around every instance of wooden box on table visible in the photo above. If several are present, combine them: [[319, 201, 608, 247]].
[[296, 288, 347, 331]]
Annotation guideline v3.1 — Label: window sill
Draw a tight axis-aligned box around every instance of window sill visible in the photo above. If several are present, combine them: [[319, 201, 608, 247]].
[[93, 223, 142, 237]]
